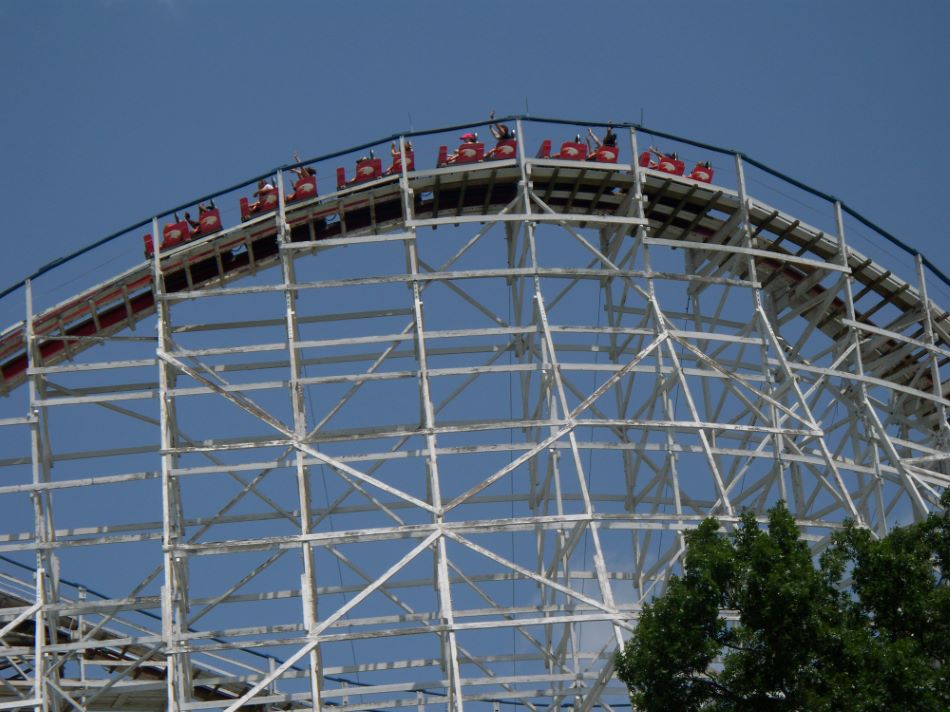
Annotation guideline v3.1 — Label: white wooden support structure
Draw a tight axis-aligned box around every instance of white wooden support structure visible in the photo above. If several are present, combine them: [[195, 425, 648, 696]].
[[0, 116, 947, 712]]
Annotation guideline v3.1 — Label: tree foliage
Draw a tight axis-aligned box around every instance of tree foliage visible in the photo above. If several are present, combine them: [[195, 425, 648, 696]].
[[615, 495, 950, 711]]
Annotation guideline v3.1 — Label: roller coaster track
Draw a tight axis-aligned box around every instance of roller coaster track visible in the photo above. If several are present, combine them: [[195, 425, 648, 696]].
[[2, 155, 947, 419]]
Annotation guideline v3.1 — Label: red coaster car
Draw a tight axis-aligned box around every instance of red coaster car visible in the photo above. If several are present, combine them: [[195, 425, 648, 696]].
[[656, 155, 685, 176], [336, 158, 383, 190], [196, 208, 222, 236], [163, 220, 190, 247], [589, 145, 619, 163], [639, 151, 657, 168], [240, 187, 279, 221], [486, 138, 517, 161], [536, 140, 552, 158], [355, 157, 382, 183], [688, 162, 714, 183], [555, 141, 588, 160], [387, 150, 415, 175], [288, 175, 317, 203], [143, 219, 191, 258], [437, 142, 485, 167]]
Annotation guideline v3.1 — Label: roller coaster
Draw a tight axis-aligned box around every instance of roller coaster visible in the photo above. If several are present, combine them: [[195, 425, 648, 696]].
[[0, 116, 948, 711]]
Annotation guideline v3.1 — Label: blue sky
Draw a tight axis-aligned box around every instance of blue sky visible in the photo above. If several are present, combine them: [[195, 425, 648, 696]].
[[0, 0, 948, 315], [0, 1, 946, 691]]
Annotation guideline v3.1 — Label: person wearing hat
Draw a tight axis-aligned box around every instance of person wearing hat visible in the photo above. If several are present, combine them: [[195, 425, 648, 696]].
[[445, 131, 479, 164]]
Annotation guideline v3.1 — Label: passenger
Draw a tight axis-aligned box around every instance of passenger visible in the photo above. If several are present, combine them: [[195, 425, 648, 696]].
[[352, 155, 370, 181], [646, 146, 686, 175], [647, 146, 676, 163], [445, 132, 479, 164], [385, 140, 414, 175], [488, 110, 513, 141], [586, 126, 617, 158], [291, 152, 316, 182], [390, 140, 413, 160], [165, 213, 190, 245], [485, 111, 515, 160], [343, 149, 381, 186], [248, 178, 275, 213], [198, 201, 221, 232], [183, 211, 200, 235], [389, 141, 412, 161], [172, 212, 194, 229]]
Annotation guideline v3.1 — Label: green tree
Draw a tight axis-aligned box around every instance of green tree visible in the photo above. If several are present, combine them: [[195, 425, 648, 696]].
[[614, 496, 950, 711]]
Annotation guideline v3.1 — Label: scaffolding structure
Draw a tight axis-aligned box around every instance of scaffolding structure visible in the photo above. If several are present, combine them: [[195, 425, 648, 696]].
[[1, 118, 948, 711]]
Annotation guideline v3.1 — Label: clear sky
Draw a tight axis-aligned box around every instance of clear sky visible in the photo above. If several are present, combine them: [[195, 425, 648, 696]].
[[0, 2, 947, 693], [0, 0, 948, 316]]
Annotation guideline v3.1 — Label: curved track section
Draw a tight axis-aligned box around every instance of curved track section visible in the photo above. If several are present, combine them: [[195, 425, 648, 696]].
[[1, 120, 948, 711]]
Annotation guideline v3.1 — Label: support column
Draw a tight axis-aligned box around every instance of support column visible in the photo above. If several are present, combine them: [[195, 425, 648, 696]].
[[833, 203, 889, 532], [276, 171, 325, 709], [25, 280, 58, 712], [735, 159, 860, 522], [518, 122, 623, 661], [627, 128, 685, 527], [732, 155, 787, 502], [152, 219, 190, 712], [914, 255, 950, 445], [398, 140, 463, 712], [833, 202, 926, 523]]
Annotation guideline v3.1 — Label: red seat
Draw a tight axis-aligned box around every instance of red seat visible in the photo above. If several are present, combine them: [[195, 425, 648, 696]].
[[688, 163, 714, 183], [487, 139, 517, 161], [437, 146, 449, 167], [288, 175, 317, 203], [240, 186, 279, 221], [638, 151, 656, 168], [454, 142, 484, 165], [354, 158, 382, 184], [556, 142, 588, 160], [336, 158, 383, 188], [536, 140, 552, 159], [656, 156, 685, 176], [259, 187, 279, 210], [143, 220, 191, 257], [197, 208, 223, 236], [163, 220, 191, 249], [389, 150, 415, 174], [590, 145, 619, 163]]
